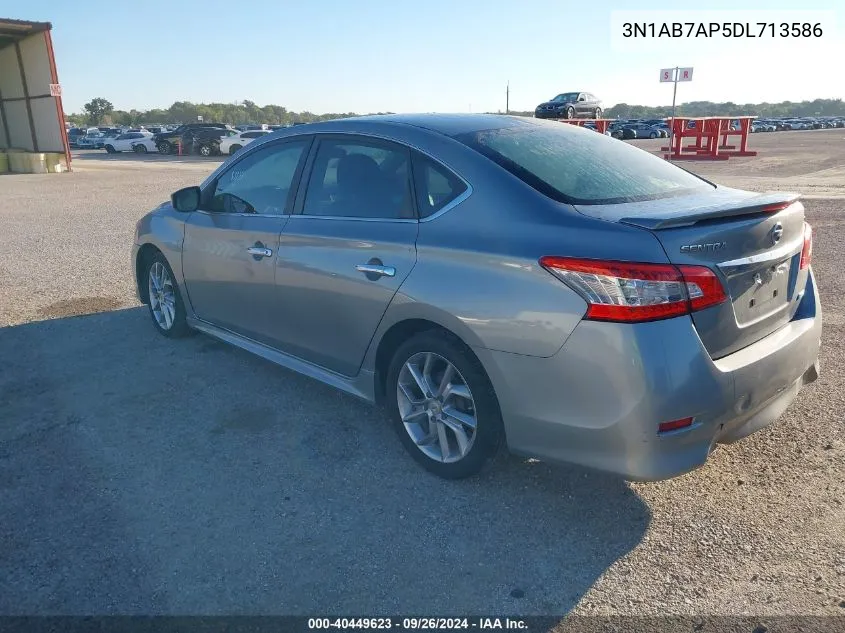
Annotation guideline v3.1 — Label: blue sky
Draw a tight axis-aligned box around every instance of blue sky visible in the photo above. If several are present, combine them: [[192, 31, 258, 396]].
[[2, 0, 842, 114]]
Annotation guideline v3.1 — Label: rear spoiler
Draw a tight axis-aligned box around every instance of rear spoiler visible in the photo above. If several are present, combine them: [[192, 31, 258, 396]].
[[620, 193, 802, 230]]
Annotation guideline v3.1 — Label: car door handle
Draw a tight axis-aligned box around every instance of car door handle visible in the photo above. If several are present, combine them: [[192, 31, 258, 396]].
[[356, 264, 395, 277], [247, 246, 273, 258]]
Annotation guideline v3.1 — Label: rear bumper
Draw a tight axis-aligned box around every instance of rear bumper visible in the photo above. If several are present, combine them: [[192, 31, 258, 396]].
[[478, 270, 822, 481]]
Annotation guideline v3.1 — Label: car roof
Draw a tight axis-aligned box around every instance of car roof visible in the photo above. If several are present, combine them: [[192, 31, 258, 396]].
[[289, 113, 533, 137]]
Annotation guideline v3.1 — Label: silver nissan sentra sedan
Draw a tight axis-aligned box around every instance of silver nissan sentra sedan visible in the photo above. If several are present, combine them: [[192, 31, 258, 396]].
[[132, 114, 821, 480]]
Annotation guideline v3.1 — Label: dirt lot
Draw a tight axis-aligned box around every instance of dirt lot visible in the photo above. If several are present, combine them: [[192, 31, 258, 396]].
[[0, 129, 843, 618], [635, 128, 845, 199]]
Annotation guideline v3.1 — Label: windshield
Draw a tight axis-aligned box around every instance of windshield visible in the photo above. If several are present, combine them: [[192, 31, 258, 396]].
[[551, 93, 579, 103], [455, 121, 713, 205]]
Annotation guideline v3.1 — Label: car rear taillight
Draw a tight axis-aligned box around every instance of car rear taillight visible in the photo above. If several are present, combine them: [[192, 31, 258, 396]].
[[538, 257, 727, 323], [800, 222, 813, 270]]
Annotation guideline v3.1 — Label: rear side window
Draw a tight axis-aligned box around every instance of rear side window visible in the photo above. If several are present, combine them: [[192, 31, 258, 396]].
[[302, 138, 414, 219], [455, 122, 712, 205], [412, 154, 467, 218]]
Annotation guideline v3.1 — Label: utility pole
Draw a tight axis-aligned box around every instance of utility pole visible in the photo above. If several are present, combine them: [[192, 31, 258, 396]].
[[668, 66, 679, 160], [506, 81, 510, 114]]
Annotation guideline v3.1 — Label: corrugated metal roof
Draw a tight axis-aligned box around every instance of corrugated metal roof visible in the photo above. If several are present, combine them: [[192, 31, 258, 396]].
[[0, 18, 51, 51]]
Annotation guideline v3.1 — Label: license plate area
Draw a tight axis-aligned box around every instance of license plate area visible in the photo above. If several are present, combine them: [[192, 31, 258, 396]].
[[729, 259, 792, 326]]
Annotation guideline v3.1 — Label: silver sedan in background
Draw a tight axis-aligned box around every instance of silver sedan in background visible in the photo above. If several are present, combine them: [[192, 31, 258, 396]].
[[132, 114, 821, 480]]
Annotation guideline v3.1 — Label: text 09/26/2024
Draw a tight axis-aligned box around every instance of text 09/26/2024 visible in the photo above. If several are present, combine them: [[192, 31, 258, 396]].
[[307, 618, 529, 630]]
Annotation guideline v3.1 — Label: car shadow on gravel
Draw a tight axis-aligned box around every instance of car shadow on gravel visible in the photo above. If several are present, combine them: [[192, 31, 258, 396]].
[[0, 307, 650, 616]]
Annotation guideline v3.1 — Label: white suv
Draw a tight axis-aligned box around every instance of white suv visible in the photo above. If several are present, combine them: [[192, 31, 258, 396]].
[[219, 130, 271, 155], [104, 131, 156, 153]]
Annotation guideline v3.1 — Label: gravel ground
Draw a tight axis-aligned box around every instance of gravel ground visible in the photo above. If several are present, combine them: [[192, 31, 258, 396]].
[[0, 136, 844, 619]]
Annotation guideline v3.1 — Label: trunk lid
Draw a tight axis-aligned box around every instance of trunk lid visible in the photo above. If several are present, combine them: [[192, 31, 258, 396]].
[[574, 188, 809, 359]]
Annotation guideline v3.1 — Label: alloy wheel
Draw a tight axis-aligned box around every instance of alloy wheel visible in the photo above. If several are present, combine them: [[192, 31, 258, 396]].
[[148, 261, 176, 330], [396, 352, 477, 463]]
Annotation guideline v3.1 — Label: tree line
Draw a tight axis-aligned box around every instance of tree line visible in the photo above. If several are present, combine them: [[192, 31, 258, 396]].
[[68, 98, 381, 127], [68, 97, 845, 127]]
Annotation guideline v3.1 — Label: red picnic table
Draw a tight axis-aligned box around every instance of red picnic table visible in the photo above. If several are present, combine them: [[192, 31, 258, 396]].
[[662, 116, 757, 160], [553, 118, 614, 134]]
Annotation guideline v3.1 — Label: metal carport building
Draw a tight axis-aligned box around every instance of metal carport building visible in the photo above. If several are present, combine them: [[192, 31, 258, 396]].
[[0, 18, 71, 172]]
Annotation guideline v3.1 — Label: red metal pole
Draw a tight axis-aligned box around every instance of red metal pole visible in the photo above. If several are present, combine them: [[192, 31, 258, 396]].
[[710, 119, 721, 159], [675, 118, 684, 157], [740, 118, 751, 153], [43, 30, 71, 172]]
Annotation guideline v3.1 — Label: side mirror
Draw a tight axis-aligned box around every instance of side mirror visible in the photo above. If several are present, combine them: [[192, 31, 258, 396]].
[[171, 186, 201, 212]]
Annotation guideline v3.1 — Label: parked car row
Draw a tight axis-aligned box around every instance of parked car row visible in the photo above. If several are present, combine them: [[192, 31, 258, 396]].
[[611, 120, 670, 140], [152, 123, 272, 156], [584, 115, 843, 140], [532, 92, 845, 135], [751, 117, 845, 132], [67, 110, 845, 157], [66, 122, 294, 154]]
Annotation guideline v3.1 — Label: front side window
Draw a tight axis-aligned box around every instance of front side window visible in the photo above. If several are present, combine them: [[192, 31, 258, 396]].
[[552, 93, 579, 103], [302, 138, 414, 219], [206, 140, 308, 215], [455, 121, 712, 205], [412, 154, 467, 218]]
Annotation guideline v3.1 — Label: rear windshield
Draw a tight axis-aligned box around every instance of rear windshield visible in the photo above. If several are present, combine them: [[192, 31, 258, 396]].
[[455, 121, 713, 205]]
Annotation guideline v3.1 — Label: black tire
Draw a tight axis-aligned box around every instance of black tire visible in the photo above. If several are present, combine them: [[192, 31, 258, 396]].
[[144, 252, 192, 338], [157, 141, 172, 154], [133, 144, 148, 154], [565, 106, 575, 119], [105, 145, 116, 153], [594, 107, 602, 119], [385, 330, 503, 479], [229, 144, 242, 155]]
